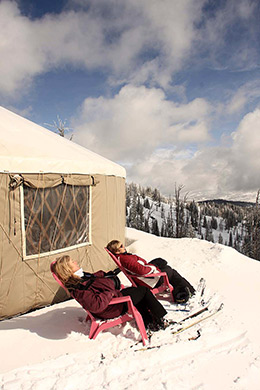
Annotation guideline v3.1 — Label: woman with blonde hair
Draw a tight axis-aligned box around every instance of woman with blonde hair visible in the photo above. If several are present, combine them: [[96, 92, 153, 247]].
[[52, 255, 168, 331]]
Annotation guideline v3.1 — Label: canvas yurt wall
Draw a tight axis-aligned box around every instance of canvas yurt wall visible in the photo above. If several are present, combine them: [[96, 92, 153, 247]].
[[0, 106, 126, 320]]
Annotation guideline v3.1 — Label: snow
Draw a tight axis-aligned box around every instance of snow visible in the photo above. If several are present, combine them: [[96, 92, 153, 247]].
[[1, 227, 260, 390], [0, 106, 125, 177]]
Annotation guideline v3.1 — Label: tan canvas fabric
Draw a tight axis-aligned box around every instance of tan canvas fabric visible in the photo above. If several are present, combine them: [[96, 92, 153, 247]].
[[9, 173, 96, 189]]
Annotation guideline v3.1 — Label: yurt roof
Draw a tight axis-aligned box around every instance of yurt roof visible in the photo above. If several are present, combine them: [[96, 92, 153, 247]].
[[0, 106, 126, 177]]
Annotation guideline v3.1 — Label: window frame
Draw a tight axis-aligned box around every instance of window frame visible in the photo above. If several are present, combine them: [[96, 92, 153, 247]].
[[20, 184, 92, 260]]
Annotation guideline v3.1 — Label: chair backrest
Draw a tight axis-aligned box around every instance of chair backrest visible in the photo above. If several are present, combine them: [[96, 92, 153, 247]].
[[105, 248, 138, 287], [105, 248, 174, 301], [50, 261, 70, 295]]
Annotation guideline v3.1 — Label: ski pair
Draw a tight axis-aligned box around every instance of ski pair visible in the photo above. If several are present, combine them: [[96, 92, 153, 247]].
[[135, 303, 224, 352], [151, 303, 210, 333], [171, 303, 224, 335]]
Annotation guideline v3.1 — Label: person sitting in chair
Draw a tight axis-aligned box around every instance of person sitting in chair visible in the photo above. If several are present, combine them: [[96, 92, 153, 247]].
[[106, 240, 195, 303], [52, 255, 169, 331]]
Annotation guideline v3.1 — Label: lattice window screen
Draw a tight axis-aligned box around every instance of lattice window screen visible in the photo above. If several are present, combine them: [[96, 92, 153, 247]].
[[23, 183, 90, 256]]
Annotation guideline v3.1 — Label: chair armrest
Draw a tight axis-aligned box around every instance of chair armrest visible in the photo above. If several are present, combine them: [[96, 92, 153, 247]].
[[108, 296, 131, 305], [141, 272, 166, 278]]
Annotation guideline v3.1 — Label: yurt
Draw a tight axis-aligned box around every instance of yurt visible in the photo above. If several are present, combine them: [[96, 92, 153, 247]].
[[0, 106, 126, 319]]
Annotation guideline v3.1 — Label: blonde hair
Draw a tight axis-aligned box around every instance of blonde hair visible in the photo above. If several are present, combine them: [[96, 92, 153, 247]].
[[52, 255, 80, 287], [106, 240, 121, 254]]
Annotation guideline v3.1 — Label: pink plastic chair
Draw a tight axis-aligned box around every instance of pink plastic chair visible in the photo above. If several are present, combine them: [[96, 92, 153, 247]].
[[105, 248, 174, 302], [50, 261, 148, 345]]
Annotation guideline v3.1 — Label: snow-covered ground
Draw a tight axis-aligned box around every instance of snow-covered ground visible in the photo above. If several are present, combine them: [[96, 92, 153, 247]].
[[1, 227, 260, 390]]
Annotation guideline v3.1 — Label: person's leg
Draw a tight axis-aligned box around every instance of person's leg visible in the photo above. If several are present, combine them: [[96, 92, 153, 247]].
[[150, 258, 195, 294], [121, 286, 153, 326], [121, 286, 167, 327], [169, 268, 195, 294]]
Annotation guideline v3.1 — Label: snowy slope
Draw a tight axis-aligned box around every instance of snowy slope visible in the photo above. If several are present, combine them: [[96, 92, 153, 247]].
[[1, 228, 260, 390]]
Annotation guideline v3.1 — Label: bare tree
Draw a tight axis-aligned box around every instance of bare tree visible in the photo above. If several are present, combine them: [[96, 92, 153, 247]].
[[45, 115, 73, 140]]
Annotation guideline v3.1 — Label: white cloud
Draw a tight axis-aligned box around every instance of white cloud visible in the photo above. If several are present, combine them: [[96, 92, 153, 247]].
[[72, 84, 212, 161], [226, 81, 260, 115], [198, 0, 259, 71], [1, 0, 259, 99], [0, 0, 203, 96], [225, 108, 260, 190], [0, 2, 45, 94], [124, 107, 260, 200]]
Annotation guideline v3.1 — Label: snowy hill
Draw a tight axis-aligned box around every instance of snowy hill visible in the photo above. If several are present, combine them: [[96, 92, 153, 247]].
[[126, 183, 260, 261], [1, 228, 260, 389]]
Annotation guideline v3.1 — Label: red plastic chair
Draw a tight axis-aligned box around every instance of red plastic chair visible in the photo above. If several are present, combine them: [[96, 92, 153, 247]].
[[105, 248, 174, 302], [50, 261, 148, 345]]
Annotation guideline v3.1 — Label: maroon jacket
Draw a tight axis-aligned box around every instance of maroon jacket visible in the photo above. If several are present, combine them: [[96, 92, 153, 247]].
[[70, 271, 124, 319], [119, 253, 161, 288], [119, 253, 160, 275]]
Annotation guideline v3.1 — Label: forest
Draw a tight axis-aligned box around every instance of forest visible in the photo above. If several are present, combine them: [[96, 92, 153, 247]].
[[126, 183, 260, 262]]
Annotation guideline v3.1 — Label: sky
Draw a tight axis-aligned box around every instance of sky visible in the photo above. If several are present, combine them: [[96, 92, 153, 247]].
[[1, 0, 260, 201]]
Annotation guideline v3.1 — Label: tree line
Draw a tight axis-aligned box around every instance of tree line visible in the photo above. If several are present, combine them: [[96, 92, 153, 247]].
[[126, 183, 260, 262]]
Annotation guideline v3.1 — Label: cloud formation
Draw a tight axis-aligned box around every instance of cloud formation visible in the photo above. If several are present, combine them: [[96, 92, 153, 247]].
[[126, 107, 260, 200], [72, 85, 212, 161], [1, 0, 258, 96], [72, 85, 260, 200], [0, 0, 201, 95]]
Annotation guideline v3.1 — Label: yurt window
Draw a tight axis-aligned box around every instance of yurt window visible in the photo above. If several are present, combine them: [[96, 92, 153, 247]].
[[21, 183, 91, 258]]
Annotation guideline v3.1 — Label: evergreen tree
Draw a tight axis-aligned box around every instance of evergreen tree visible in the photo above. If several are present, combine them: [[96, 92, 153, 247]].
[[203, 215, 207, 228], [151, 218, 160, 236], [189, 200, 199, 230], [211, 216, 218, 230], [161, 203, 165, 219], [144, 198, 150, 209], [218, 233, 223, 244], [166, 203, 174, 237], [219, 219, 224, 231], [228, 231, 233, 247], [161, 220, 167, 237], [144, 218, 150, 233], [175, 184, 186, 238]]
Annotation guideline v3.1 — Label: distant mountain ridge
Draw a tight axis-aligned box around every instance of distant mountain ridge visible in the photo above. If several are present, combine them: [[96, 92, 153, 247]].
[[198, 199, 255, 207]]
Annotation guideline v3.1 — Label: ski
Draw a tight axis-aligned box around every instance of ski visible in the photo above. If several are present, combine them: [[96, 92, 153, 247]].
[[200, 278, 206, 299], [171, 303, 224, 336], [163, 305, 209, 329], [134, 303, 223, 352], [176, 305, 209, 324], [197, 277, 206, 298]]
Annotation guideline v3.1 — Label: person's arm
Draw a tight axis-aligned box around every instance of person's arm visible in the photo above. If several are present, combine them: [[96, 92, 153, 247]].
[[79, 288, 115, 314], [72, 271, 116, 314], [120, 254, 158, 276]]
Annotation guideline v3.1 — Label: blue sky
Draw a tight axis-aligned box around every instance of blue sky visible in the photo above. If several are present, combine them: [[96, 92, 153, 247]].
[[1, 0, 260, 200]]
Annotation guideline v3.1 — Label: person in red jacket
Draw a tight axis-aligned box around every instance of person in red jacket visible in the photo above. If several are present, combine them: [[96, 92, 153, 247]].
[[106, 240, 195, 303], [52, 255, 168, 331]]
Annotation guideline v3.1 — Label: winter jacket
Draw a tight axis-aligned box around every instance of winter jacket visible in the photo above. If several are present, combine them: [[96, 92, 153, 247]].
[[119, 253, 196, 300], [118, 252, 161, 288], [68, 271, 124, 319]]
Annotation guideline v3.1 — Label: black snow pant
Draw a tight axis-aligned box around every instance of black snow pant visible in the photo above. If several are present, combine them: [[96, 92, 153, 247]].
[[149, 258, 195, 298], [121, 285, 167, 327]]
